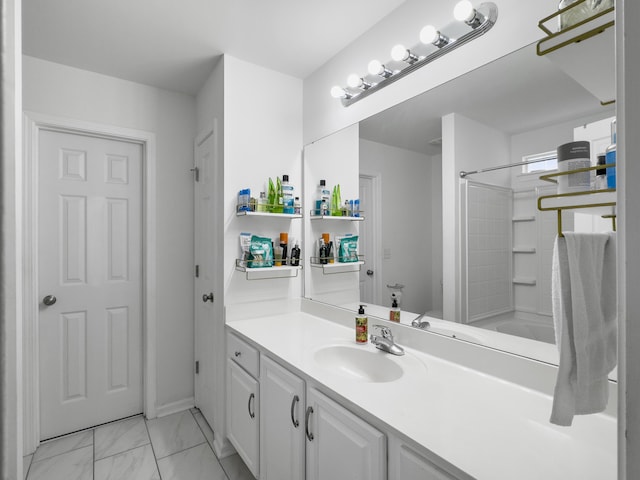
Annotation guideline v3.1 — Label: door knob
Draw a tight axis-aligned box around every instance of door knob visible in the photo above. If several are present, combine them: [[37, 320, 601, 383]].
[[202, 293, 214, 303], [42, 295, 57, 306], [366, 270, 374, 277]]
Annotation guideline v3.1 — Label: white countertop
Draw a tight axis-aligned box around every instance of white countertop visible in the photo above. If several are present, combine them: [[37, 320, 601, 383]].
[[227, 310, 616, 480]]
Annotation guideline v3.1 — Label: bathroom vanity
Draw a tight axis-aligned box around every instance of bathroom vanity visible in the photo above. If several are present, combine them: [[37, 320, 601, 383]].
[[225, 299, 616, 480]]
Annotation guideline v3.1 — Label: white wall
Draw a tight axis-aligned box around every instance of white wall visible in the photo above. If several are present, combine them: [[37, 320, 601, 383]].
[[431, 154, 443, 313], [359, 139, 433, 314], [303, 125, 361, 305], [442, 113, 510, 323], [22, 56, 197, 410], [1, 0, 22, 477], [303, 0, 559, 145], [222, 56, 303, 306]]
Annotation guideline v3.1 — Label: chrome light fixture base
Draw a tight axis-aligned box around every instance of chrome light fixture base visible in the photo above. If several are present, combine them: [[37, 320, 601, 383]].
[[339, 2, 498, 107]]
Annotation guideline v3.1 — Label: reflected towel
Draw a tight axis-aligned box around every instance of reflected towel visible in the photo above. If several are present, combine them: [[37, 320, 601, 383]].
[[550, 232, 617, 426]]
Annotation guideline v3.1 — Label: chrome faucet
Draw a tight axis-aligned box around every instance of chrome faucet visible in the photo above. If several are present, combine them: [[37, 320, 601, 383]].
[[370, 325, 405, 356], [411, 312, 431, 329]]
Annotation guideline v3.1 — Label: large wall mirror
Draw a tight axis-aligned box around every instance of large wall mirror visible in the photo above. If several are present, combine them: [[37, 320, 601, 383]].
[[303, 42, 615, 364]]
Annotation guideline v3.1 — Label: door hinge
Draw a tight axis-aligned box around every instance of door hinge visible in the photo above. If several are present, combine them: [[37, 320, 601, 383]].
[[195, 360, 200, 374], [191, 166, 200, 182], [195, 265, 199, 278]]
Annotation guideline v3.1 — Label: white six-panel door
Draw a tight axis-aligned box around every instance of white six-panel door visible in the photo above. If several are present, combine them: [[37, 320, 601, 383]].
[[38, 129, 143, 439]]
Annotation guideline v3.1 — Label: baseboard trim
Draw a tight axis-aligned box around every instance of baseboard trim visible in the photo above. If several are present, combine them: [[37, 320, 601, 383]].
[[213, 436, 236, 459], [155, 397, 195, 418]]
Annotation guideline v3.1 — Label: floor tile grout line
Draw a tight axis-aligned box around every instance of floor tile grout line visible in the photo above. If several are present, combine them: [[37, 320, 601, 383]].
[[143, 416, 163, 479], [153, 439, 208, 461], [30, 441, 94, 465], [189, 409, 231, 480], [93, 440, 152, 463]]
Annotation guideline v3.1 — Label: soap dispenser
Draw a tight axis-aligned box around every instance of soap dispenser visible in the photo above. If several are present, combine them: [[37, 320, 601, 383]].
[[355, 305, 368, 344], [389, 297, 401, 322]]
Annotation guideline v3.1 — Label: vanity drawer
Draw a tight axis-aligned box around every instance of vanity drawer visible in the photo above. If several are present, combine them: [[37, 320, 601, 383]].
[[228, 332, 259, 378]]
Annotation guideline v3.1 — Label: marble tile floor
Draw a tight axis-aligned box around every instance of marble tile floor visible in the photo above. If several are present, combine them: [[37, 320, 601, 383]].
[[23, 408, 255, 480]]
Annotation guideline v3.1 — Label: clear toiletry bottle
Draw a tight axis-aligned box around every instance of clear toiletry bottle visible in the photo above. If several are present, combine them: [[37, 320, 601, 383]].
[[257, 191, 267, 212], [355, 305, 368, 344], [320, 199, 329, 216], [389, 297, 401, 322], [294, 197, 301, 215], [282, 174, 295, 214], [594, 154, 607, 190], [316, 179, 331, 215]]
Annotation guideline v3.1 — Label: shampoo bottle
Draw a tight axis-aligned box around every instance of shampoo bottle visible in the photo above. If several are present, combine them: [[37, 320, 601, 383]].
[[389, 298, 401, 322], [355, 305, 368, 344], [290, 242, 301, 267]]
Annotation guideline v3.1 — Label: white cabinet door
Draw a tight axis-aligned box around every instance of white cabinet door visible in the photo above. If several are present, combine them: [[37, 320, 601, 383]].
[[306, 388, 386, 480], [227, 360, 259, 477], [389, 438, 466, 480], [260, 356, 305, 480]]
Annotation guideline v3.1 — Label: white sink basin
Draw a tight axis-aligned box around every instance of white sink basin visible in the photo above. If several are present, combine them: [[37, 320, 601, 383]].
[[313, 344, 404, 383]]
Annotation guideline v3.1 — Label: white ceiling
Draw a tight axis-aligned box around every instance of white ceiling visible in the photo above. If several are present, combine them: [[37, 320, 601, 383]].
[[360, 44, 610, 155], [22, 0, 406, 95]]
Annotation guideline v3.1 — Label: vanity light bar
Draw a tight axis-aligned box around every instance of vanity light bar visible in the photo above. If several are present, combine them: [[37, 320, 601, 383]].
[[331, 1, 498, 107]]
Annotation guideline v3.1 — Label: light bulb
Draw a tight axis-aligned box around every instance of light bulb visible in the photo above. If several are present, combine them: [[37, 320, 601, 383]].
[[420, 25, 438, 44], [454, 0, 475, 22], [420, 24, 450, 48], [367, 60, 384, 76], [367, 60, 393, 78], [391, 44, 409, 62], [347, 74, 363, 89], [330, 86, 347, 99]]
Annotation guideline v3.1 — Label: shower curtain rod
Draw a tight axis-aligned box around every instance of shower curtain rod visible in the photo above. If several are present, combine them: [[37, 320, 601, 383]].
[[459, 156, 552, 178]]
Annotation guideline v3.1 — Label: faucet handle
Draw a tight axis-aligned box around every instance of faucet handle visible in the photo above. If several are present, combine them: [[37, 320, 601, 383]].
[[372, 324, 393, 340]]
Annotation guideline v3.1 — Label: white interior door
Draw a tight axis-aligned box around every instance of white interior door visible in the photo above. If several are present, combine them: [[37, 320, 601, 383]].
[[38, 129, 143, 440], [194, 128, 217, 427], [359, 175, 380, 304]]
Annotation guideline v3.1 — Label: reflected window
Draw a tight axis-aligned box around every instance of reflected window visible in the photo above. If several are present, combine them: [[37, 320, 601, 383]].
[[522, 151, 557, 173]]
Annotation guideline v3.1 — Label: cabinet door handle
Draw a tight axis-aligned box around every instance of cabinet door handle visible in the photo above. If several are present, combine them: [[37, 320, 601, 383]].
[[248, 393, 255, 419], [290, 395, 300, 428], [305, 406, 314, 441]]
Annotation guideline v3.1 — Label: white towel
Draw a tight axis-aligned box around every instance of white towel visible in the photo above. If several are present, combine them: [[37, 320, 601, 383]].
[[550, 232, 617, 426]]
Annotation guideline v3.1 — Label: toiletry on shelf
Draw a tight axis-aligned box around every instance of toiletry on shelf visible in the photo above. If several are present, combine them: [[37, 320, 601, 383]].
[[282, 174, 295, 214], [290, 242, 301, 267], [337, 234, 359, 263], [389, 297, 401, 322], [606, 119, 616, 189], [257, 192, 267, 212], [320, 199, 329, 216], [557, 141, 591, 194], [294, 197, 301, 215], [247, 235, 274, 268], [316, 179, 331, 214], [319, 238, 329, 265], [238, 189, 251, 212], [355, 305, 368, 344], [267, 178, 277, 213], [331, 184, 342, 216], [594, 154, 607, 190], [321, 233, 333, 263], [275, 176, 284, 213], [279, 232, 288, 266]]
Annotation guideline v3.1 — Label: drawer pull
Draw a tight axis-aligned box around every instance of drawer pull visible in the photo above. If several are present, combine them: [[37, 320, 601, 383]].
[[305, 406, 314, 441], [290, 395, 300, 428], [248, 393, 256, 419]]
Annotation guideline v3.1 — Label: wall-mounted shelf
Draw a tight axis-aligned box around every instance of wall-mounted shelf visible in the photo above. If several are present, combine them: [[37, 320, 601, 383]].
[[235, 259, 301, 280], [236, 210, 302, 219], [537, 164, 617, 236], [310, 256, 364, 274], [309, 212, 364, 221], [537, 0, 615, 104]]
